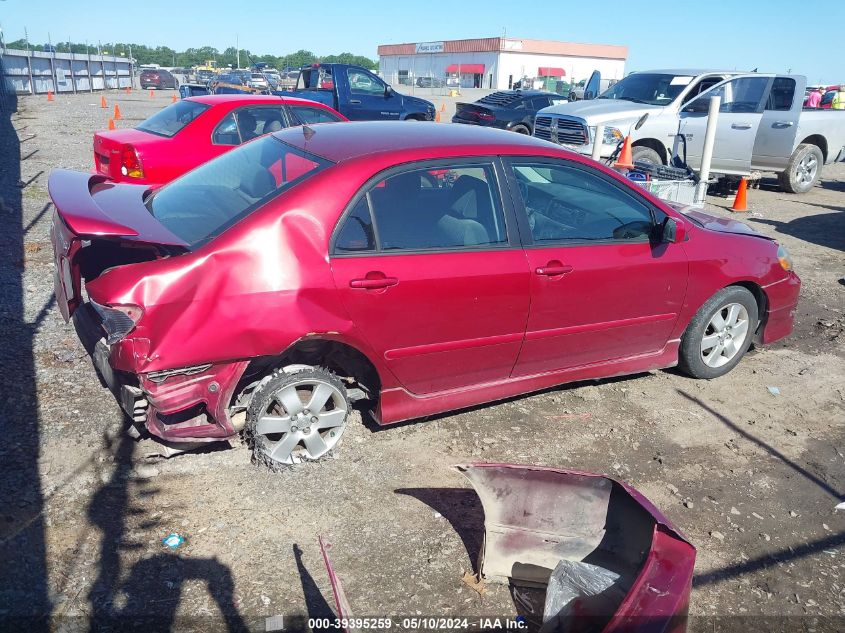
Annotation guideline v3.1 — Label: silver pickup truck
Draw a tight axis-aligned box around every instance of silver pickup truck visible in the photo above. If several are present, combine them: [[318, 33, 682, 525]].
[[535, 69, 845, 193]]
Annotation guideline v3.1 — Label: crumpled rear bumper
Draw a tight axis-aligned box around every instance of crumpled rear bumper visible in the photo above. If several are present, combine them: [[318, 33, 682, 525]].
[[73, 302, 247, 442]]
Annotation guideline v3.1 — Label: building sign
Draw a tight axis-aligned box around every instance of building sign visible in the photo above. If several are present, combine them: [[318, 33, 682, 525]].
[[415, 41, 445, 54], [502, 39, 523, 50]]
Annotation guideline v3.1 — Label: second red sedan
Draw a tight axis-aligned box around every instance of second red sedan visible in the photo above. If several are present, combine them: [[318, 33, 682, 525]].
[[51, 123, 799, 467], [92, 94, 346, 186]]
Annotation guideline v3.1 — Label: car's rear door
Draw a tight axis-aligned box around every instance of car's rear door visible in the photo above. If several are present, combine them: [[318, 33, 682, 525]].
[[330, 159, 530, 395], [678, 74, 774, 175], [751, 76, 802, 172], [503, 158, 688, 376]]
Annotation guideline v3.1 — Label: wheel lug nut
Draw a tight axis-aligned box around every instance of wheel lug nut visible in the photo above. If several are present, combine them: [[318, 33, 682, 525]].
[[311, 416, 318, 423]]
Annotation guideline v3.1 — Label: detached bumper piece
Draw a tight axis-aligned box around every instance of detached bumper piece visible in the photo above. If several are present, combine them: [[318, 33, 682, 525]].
[[457, 463, 696, 633]]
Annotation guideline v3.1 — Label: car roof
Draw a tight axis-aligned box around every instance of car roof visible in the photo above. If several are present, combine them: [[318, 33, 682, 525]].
[[636, 69, 740, 76], [186, 94, 331, 107], [273, 120, 556, 162]]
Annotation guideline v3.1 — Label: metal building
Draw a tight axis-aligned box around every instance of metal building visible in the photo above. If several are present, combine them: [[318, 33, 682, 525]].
[[0, 48, 134, 95], [378, 37, 627, 91]]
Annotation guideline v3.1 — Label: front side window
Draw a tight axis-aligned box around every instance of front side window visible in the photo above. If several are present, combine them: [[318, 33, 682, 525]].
[[137, 100, 210, 138], [348, 69, 385, 95], [511, 162, 655, 243], [689, 77, 770, 114], [147, 136, 331, 249], [334, 163, 508, 253]]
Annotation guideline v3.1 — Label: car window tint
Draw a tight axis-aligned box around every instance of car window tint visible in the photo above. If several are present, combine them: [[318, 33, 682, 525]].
[[511, 162, 654, 242], [137, 100, 209, 138], [692, 77, 770, 114], [335, 197, 376, 253], [290, 106, 343, 125], [213, 107, 288, 145], [765, 77, 796, 111], [348, 69, 384, 95], [530, 96, 551, 110], [366, 164, 507, 251]]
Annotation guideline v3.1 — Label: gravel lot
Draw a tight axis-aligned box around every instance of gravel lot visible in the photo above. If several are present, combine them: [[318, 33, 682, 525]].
[[1, 89, 843, 632]]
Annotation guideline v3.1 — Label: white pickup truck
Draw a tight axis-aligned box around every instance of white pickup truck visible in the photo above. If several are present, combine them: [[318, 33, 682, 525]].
[[535, 69, 845, 193]]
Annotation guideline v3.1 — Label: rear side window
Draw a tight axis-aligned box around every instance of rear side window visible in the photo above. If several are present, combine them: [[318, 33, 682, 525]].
[[146, 136, 332, 249], [334, 163, 508, 254], [765, 77, 796, 111], [212, 106, 289, 145], [290, 106, 344, 125], [137, 100, 209, 138]]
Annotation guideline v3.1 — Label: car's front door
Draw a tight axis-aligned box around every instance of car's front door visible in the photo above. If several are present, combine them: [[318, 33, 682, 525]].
[[344, 67, 402, 121], [505, 159, 688, 377], [330, 159, 530, 394], [678, 74, 773, 175]]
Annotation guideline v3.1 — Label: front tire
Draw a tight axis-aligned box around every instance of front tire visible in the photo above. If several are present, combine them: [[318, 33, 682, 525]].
[[631, 145, 663, 165], [245, 367, 349, 468], [678, 286, 758, 379], [511, 124, 530, 135], [779, 143, 823, 193]]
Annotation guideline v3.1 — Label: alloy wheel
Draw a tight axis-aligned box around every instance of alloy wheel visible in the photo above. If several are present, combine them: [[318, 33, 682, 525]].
[[700, 302, 750, 368], [796, 153, 818, 185]]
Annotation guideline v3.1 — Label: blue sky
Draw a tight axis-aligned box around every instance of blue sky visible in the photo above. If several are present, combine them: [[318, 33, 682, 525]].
[[1, 0, 842, 83]]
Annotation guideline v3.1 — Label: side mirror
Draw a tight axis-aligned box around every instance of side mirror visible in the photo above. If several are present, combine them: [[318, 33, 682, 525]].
[[662, 217, 687, 243], [682, 99, 709, 114], [385, 85, 394, 97]]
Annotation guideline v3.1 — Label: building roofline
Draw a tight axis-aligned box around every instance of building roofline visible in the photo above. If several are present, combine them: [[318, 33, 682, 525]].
[[377, 37, 627, 60]]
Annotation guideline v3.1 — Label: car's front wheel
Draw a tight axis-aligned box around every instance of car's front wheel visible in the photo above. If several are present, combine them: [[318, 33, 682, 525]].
[[246, 366, 350, 468], [678, 286, 758, 379]]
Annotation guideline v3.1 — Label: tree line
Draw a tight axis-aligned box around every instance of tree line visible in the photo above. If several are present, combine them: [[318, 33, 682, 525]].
[[2, 40, 377, 71]]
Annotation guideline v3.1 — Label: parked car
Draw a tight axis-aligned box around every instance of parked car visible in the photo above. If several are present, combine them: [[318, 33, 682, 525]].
[[140, 68, 178, 90], [568, 76, 616, 101], [536, 70, 845, 193], [247, 73, 269, 90], [195, 69, 217, 85], [452, 90, 567, 135], [52, 123, 799, 466], [416, 76, 445, 88], [92, 94, 346, 186], [821, 89, 837, 109], [291, 63, 435, 121]]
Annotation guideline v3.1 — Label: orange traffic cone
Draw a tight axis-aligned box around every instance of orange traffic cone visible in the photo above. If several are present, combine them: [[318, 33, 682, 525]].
[[731, 177, 748, 212], [108, 118, 116, 130], [613, 135, 634, 170], [171, 93, 177, 103], [440, 103, 445, 112], [113, 104, 122, 120], [435, 111, 441, 123], [47, 90, 54, 102], [100, 95, 107, 108], [149, 90, 154, 98]]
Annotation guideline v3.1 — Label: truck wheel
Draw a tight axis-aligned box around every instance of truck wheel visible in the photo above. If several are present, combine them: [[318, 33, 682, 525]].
[[568, 92, 577, 101], [678, 286, 758, 380], [631, 146, 663, 165], [511, 124, 530, 135], [245, 366, 349, 469], [779, 144, 823, 193]]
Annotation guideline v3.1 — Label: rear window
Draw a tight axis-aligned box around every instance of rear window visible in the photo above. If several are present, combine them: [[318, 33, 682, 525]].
[[137, 100, 210, 138], [145, 135, 332, 249]]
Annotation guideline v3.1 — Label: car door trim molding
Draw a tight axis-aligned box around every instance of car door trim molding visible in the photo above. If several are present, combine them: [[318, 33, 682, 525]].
[[384, 331, 525, 360], [525, 313, 677, 342]]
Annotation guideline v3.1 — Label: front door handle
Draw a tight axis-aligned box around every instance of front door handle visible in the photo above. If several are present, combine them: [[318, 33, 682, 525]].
[[350, 275, 398, 290], [773, 120, 794, 128], [535, 262, 574, 276], [349, 99, 362, 105], [731, 123, 752, 130]]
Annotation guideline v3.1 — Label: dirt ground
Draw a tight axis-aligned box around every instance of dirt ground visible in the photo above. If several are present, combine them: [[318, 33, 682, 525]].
[[1, 89, 843, 632]]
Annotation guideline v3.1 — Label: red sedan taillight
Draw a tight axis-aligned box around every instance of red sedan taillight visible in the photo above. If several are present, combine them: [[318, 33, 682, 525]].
[[120, 144, 144, 179]]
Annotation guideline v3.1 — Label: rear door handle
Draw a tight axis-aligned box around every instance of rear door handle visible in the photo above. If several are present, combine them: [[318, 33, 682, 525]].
[[535, 263, 574, 276], [731, 123, 752, 130], [349, 99, 362, 105], [773, 120, 794, 128], [350, 276, 398, 289]]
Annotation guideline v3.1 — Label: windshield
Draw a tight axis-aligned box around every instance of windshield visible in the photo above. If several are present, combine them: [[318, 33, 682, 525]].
[[137, 100, 209, 138], [598, 73, 694, 106], [145, 135, 333, 249]]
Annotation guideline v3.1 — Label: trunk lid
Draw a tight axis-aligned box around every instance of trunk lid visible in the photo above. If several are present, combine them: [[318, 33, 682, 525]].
[[453, 102, 498, 122], [93, 128, 156, 180], [49, 169, 188, 321]]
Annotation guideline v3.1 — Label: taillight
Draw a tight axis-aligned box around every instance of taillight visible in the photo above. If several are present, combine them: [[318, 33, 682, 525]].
[[90, 300, 143, 344], [478, 112, 495, 121], [120, 144, 144, 179]]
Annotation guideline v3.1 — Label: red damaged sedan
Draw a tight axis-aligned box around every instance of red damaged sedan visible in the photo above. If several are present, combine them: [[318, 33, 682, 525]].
[[50, 122, 800, 467], [93, 94, 346, 187]]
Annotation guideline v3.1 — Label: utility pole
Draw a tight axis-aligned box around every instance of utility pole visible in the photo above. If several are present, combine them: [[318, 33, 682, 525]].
[[236, 34, 240, 69]]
